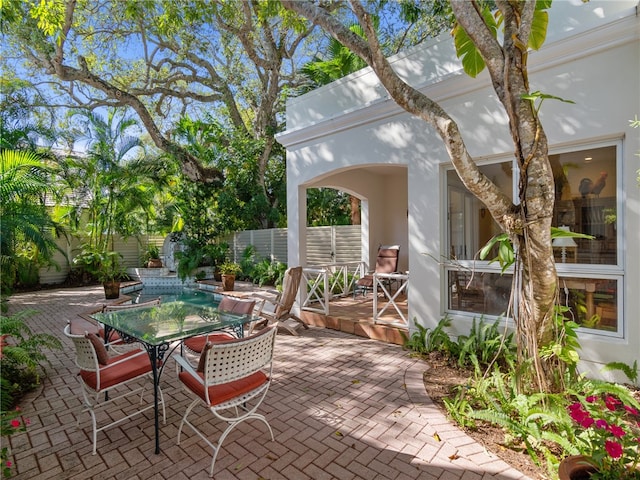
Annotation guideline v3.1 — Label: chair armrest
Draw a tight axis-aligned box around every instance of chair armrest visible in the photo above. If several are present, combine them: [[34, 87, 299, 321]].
[[252, 297, 267, 317], [253, 291, 282, 307], [173, 354, 204, 385], [101, 349, 150, 369]]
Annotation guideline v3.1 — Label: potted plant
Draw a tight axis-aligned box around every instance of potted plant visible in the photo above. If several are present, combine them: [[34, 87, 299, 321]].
[[218, 261, 242, 291], [560, 391, 640, 479], [96, 251, 128, 299], [143, 244, 162, 268]]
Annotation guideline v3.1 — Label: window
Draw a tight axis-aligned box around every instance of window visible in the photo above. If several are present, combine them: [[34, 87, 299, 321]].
[[444, 142, 623, 335], [551, 146, 617, 265]]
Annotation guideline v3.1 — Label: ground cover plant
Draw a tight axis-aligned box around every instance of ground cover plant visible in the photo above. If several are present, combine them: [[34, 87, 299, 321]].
[[0, 309, 61, 477], [407, 317, 640, 479]]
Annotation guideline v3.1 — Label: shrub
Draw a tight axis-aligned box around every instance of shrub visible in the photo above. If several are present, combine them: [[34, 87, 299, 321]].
[[0, 309, 62, 409]]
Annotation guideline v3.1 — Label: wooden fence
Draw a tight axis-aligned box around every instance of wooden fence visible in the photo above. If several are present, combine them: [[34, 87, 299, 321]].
[[38, 225, 361, 285]]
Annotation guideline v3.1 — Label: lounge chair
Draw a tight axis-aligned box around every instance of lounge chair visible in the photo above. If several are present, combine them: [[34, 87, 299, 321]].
[[251, 266, 308, 336], [354, 245, 400, 297]]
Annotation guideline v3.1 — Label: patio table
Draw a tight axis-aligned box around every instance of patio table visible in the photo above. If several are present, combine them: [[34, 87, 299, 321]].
[[91, 300, 253, 454]]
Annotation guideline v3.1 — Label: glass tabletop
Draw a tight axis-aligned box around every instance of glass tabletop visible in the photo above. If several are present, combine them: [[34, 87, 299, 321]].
[[91, 300, 252, 346]]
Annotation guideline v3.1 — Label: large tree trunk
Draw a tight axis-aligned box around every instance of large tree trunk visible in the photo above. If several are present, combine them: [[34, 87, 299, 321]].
[[283, 0, 562, 392]]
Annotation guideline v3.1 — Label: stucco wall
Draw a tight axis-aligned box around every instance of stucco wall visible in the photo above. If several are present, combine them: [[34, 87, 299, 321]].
[[278, 1, 640, 379]]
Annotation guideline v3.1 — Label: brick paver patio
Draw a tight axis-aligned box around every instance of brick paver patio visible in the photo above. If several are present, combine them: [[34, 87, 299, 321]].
[[5, 286, 532, 479]]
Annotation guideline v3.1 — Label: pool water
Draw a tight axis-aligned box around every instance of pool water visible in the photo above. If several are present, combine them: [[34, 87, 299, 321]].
[[129, 286, 222, 306]]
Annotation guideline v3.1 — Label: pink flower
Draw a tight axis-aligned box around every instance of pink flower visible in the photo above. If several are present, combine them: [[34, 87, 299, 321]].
[[624, 405, 639, 416], [25, 418, 31, 426], [581, 417, 595, 428], [586, 395, 598, 403], [595, 419, 608, 429], [6, 461, 12, 468], [608, 424, 625, 438], [10, 419, 20, 428], [605, 396, 621, 411], [569, 402, 584, 412], [604, 440, 623, 459]]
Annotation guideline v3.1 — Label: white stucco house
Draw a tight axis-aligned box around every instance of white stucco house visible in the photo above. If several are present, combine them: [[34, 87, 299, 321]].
[[277, 1, 640, 380]]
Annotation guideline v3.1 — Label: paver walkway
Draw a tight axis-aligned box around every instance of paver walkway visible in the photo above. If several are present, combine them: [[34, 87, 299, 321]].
[[5, 286, 533, 480]]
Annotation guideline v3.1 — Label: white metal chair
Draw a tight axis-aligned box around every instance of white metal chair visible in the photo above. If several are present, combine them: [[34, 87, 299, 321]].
[[182, 296, 257, 357], [174, 326, 277, 477], [68, 298, 161, 348], [63, 323, 166, 454], [100, 297, 161, 345]]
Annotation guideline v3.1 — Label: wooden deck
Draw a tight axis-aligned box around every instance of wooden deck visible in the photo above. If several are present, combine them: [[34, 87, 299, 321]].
[[301, 292, 409, 346]]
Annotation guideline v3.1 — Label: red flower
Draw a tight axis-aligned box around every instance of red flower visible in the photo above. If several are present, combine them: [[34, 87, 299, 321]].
[[624, 405, 639, 416], [605, 396, 621, 411], [608, 424, 625, 438], [604, 440, 623, 459], [10, 419, 20, 428], [595, 419, 608, 429], [586, 395, 598, 403]]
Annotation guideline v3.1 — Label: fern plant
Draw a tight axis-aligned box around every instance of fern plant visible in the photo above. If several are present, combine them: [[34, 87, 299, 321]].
[[0, 309, 62, 409], [403, 316, 454, 355], [601, 360, 639, 384], [454, 317, 516, 374]]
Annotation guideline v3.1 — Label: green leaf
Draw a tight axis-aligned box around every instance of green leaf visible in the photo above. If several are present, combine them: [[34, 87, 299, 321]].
[[551, 226, 593, 240], [479, 233, 509, 260], [453, 23, 485, 78], [528, 9, 549, 51]]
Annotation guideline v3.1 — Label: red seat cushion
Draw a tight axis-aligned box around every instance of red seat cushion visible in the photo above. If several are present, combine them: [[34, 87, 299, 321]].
[[179, 370, 268, 406], [184, 333, 235, 354], [356, 275, 374, 288], [80, 349, 158, 391]]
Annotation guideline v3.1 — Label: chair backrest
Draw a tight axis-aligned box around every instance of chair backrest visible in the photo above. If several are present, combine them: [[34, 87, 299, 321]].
[[63, 324, 100, 372], [218, 296, 256, 316], [374, 245, 400, 274], [274, 266, 302, 319], [102, 297, 161, 312], [202, 326, 276, 388]]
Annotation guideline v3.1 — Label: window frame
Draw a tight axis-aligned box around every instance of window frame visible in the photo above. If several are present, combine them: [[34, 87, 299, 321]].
[[441, 138, 624, 337]]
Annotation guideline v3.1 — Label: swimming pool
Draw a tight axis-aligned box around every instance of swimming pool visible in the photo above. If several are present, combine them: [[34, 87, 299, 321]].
[[129, 285, 222, 306]]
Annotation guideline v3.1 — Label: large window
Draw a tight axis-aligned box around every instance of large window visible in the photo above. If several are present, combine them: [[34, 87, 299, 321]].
[[444, 142, 622, 335]]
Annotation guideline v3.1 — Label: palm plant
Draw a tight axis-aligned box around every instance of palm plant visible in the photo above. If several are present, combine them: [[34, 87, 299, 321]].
[[0, 149, 59, 294], [57, 108, 171, 273]]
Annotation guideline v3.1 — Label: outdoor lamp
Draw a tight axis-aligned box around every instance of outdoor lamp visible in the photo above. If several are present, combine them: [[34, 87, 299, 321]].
[[552, 225, 578, 263]]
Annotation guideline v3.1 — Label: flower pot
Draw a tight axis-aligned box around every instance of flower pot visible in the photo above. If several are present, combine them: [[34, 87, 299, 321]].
[[147, 258, 163, 268], [103, 281, 121, 299], [558, 455, 598, 480], [221, 274, 235, 291]]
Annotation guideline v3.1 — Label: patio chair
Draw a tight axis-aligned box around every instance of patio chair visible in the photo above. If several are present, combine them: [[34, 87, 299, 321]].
[[68, 298, 161, 352], [251, 266, 308, 336], [174, 326, 277, 477], [354, 245, 400, 297], [182, 295, 257, 356], [100, 297, 161, 344], [63, 323, 165, 454]]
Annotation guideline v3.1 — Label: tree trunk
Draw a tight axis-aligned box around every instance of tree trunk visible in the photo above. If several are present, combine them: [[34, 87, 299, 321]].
[[350, 195, 361, 225], [282, 0, 563, 392]]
